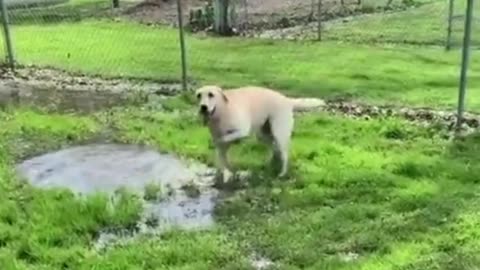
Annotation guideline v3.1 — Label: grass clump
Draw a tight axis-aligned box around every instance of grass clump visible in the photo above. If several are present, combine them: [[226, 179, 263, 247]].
[[143, 181, 163, 202]]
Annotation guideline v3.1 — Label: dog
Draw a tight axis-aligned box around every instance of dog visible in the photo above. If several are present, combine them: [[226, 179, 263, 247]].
[[195, 85, 325, 183]]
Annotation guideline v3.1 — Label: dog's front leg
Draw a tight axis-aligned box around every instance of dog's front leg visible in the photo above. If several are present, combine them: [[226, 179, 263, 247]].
[[216, 144, 233, 183], [220, 129, 248, 144]]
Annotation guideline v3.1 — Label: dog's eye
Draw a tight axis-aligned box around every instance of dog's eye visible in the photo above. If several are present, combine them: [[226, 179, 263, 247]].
[[196, 93, 201, 99], [208, 92, 214, 98]]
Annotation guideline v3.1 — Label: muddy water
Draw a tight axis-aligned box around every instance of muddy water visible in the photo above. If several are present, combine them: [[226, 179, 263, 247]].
[[16, 144, 220, 234], [0, 77, 181, 113], [144, 189, 219, 230]]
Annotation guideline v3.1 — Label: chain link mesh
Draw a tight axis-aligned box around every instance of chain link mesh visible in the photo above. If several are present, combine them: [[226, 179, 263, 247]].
[[449, 0, 480, 48], [0, 0, 478, 78], [1, 0, 186, 79]]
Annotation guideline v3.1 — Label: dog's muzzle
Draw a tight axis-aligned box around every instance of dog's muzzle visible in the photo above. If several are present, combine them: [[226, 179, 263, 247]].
[[200, 105, 208, 114], [199, 105, 215, 117]]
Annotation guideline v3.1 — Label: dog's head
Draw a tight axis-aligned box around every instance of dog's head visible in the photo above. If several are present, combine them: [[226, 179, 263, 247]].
[[195, 85, 228, 117]]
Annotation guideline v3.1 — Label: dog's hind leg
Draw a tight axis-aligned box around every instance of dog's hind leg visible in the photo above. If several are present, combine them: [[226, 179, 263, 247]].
[[270, 111, 294, 178], [256, 119, 274, 144], [256, 120, 281, 167]]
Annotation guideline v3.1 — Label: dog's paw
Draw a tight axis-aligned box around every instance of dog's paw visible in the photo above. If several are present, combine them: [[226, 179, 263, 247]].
[[223, 169, 234, 183]]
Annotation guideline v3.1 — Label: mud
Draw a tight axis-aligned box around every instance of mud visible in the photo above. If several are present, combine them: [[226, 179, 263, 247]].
[[322, 101, 480, 134], [124, 0, 410, 35], [144, 189, 219, 230], [245, 12, 384, 40], [2, 66, 477, 135], [0, 67, 182, 113]]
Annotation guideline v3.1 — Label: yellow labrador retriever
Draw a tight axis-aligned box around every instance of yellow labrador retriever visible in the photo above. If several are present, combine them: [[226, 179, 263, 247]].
[[195, 85, 325, 183]]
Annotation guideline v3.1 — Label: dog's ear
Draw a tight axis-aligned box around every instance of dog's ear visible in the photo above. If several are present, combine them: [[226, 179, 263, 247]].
[[221, 92, 229, 103], [212, 85, 228, 103]]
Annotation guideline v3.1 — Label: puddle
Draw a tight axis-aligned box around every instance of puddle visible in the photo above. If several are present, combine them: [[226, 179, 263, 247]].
[[141, 189, 220, 234], [16, 144, 213, 193], [16, 144, 220, 247]]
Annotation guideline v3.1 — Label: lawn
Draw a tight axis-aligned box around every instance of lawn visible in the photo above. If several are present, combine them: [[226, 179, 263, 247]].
[[1, 1, 480, 268], [325, 0, 480, 47], [1, 99, 480, 269]]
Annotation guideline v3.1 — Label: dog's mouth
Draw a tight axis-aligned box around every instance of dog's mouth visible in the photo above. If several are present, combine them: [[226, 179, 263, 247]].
[[209, 106, 216, 116], [200, 106, 216, 117]]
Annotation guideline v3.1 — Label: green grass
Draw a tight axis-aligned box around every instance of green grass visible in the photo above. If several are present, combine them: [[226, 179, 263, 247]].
[[325, 0, 480, 47], [1, 99, 480, 269], [2, 19, 479, 112]]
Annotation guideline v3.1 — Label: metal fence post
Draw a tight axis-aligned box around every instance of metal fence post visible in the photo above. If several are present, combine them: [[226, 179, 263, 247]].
[[317, 0, 322, 41], [0, 0, 15, 70], [176, 0, 188, 91], [456, 0, 474, 131], [446, 0, 454, 50]]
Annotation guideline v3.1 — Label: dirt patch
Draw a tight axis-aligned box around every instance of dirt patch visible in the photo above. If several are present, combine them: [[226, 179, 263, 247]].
[[233, 0, 378, 31], [245, 11, 387, 40], [0, 66, 182, 112], [245, 5, 426, 41], [2, 66, 475, 137], [122, 0, 412, 32], [281, 97, 479, 137], [320, 100, 480, 137], [124, 0, 204, 26]]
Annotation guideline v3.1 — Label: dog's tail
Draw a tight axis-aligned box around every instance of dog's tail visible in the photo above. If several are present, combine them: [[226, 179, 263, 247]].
[[290, 98, 326, 112]]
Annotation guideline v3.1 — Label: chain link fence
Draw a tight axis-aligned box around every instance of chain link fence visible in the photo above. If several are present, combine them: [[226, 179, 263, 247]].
[[232, 0, 445, 44], [0, 0, 477, 85], [187, 0, 475, 46], [1, 0, 186, 79], [446, 0, 479, 49]]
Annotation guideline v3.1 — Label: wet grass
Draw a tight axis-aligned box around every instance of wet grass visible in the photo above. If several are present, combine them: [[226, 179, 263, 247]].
[[1, 97, 480, 268]]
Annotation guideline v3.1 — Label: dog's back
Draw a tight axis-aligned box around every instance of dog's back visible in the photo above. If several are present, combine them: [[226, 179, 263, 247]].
[[224, 86, 293, 131]]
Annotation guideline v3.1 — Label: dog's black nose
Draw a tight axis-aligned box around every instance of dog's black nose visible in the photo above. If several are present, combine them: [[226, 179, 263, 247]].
[[200, 105, 208, 112]]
